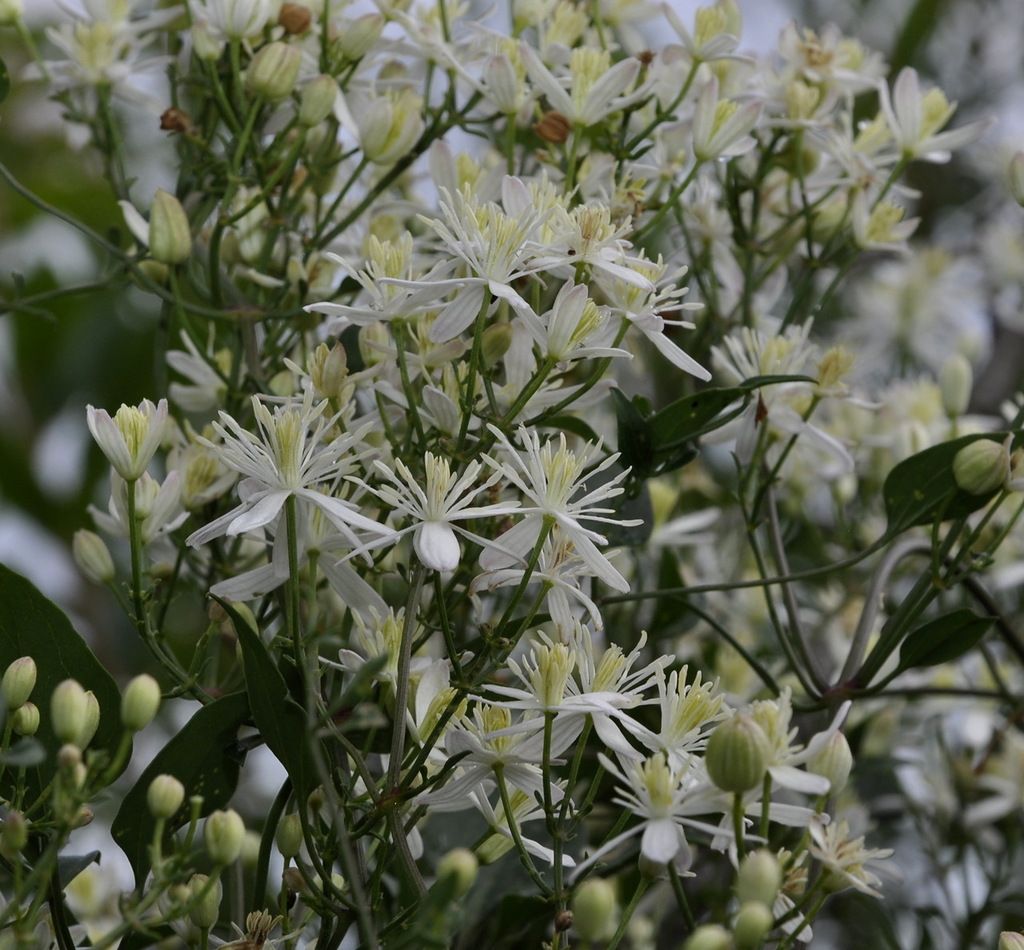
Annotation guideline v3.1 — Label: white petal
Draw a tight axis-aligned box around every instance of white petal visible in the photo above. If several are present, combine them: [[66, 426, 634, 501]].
[[414, 521, 461, 572]]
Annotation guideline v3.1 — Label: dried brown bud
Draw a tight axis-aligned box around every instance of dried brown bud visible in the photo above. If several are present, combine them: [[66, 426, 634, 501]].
[[554, 909, 574, 933], [160, 107, 196, 136], [533, 111, 571, 143], [636, 50, 655, 66], [279, 2, 312, 34]]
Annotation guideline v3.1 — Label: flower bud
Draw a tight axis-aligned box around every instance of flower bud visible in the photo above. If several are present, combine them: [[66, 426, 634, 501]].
[[435, 847, 478, 899], [336, 13, 384, 62], [121, 674, 161, 732], [939, 354, 972, 419], [482, 322, 513, 368], [359, 322, 390, 366], [12, 702, 39, 736], [204, 808, 246, 865], [999, 933, 1024, 950], [51, 679, 89, 745], [534, 110, 571, 143], [147, 774, 186, 820], [359, 88, 424, 165], [57, 743, 83, 772], [705, 714, 770, 794], [309, 341, 348, 397], [78, 690, 101, 748], [0, 811, 28, 859], [682, 924, 732, 950], [278, 2, 312, 34], [736, 848, 782, 908], [953, 438, 1009, 495], [734, 901, 774, 950], [276, 813, 303, 859], [72, 530, 115, 585], [247, 41, 302, 101], [2, 657, 36, 711], [149, 190, 192, 265], [282, 866, 307, 894], [191, 20, 224, 60], [187, 873, 223, 930], [1010, 152, 1024, 207], [806, 730, 853, 795], [73, 805, 94, 828], [570, 877, 618, 942], [0, 0, 22, 24], [300, 74, 338, 127]]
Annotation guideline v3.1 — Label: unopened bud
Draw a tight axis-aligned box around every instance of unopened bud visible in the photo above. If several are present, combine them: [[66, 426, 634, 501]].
[[72, 805, 94, 828], [51, 680, 89, 745], [147, 774, 186, 820], [283, 865, 307, 894], [247, 41, 302, 101], [204, 808, 246, 865], [999, 933, 1024, 950], [73, 530, 115, 584], [359, 322, 390, 366], [121, 674, 161, 732], [278, 2, 312, 33], [435, 847, 478, 899], [953, 438, 1010, 495], [482, 322, 513, 368], [682, 924, 732, 950], [705, 714, 770, 793], [1010, 152, 1024, 207], [187, 873, 223, 930], [78, 690, 101, 748], [534, 111, 571, 143], [307, 785, 326, 814], [736, 849, 782, 908], [940, 354, 973, 419], [0, 811, 28, 859], [336, 13, 384, 62], [276, 813, 303, 859], [2, 657, 36, 711], [12, 702, 39, 736], [0, 0, 23, 25], [149, 190, 192, 265], [300, 74, 338, 127], [57, 743, 82, 772], [570, 877, 618, 942], [309, 341, 348, 397], [734, 901, 774, 950], [807, 730, 853, 795]]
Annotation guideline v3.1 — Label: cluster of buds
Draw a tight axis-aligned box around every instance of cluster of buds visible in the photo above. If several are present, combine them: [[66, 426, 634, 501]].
[[3, 656, 38, 737]]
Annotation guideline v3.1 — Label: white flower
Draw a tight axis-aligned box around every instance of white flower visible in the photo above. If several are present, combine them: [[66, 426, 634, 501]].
[[89, 471, 188, 546], [348, 452, 520, 572], [186, 394, 393, 549], [807, 816, 893, 897], [87, 398, 168, 481], [166, 333, 230, 414], [192, 0, 278, 43], [690, 75, 762, 162], [481, 426, 640, 591]]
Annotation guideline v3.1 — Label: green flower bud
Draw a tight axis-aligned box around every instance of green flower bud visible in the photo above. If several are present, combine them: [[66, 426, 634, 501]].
[[11, 702, 39, 737], [939, 354, 972, 419], [309, 341, 348, 398], [78, 690, 101, 748], [570, 877, 618, 942], [51, 679, 89, 745], [359, 322, 390, 367], [999, 933, 1024, 950], [336, 12, 384, 62], [204, 808, 246, 865], [734, 901, 774, 950], [147, 774, 185, 820], [682, 924, 732, 950], [149, 190, 192, 265], [482, 322, 514, 368], [1010, 152, 1024, 207], [187, 873, 223, 930], [72, 530, 116, 585], [121, 674, 161, 732], [300, 74, 338, 127], [0, 0, 23, 25], [435, 847, 478, 899], [806, 730, 853, 795], [736, 849, 782, 908], [953, 438, 1010, 495], [276, 813, 304, 859], [57, 743, 83, 772], [0, 811, 28, 859], [705, 714, 770, 794], [2, 657, 36, 711], [247, 41, 303, 101]]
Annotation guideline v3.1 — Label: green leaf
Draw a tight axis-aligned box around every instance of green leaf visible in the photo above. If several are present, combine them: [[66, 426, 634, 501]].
[[896, 609, 993, 674], [0, 57, 9, 107], [0, 564, 124, 803], [882, 433, 1013, 535], [57, 850, 101, 884], [112, 691, 250, 885], [223, 600, 319, 802], [612, 389, 654, 476]]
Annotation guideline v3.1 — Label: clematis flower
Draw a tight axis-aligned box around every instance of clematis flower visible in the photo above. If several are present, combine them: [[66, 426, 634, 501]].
[[87, 398, 168, 482]]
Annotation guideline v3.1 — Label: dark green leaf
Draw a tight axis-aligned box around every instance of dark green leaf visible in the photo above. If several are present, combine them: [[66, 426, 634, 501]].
[[0, 564, 124, 803], [222, 600, 319, 802], [118, 925, 177, 950], [537, 415, 601, 445], [112, 691, 250, 885], [612, 389, 654, 476], [882, 433, 1013, 535], [0, 58, 9, 107], [896, 609, 993, 673], [57, 850, 101, 884], [0, 738, 45, 767]]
